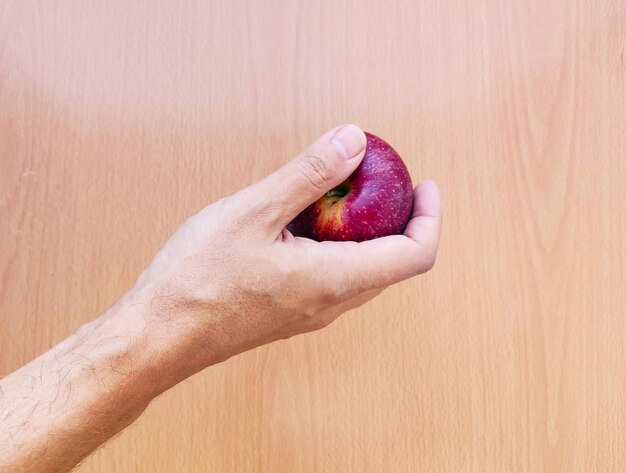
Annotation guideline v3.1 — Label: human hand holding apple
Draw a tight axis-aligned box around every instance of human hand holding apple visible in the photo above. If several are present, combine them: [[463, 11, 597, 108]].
[[0, 124, 441, 473], [125, 124, 441, 387]]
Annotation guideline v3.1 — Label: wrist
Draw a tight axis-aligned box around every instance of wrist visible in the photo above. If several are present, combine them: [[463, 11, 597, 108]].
[[75, 296, 182, 401], [110, 285, 226, 393]]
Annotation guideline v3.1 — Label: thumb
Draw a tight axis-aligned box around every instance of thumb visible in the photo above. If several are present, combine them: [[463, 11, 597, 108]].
[[253, 124, 366, 231]]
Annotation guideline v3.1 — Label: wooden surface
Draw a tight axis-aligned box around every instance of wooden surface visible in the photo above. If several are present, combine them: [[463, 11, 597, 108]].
[[1, 1, 625, 471]]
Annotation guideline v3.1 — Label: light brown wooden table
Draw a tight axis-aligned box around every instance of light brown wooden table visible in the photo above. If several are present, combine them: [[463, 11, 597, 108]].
[[1, 1, 625, 471]]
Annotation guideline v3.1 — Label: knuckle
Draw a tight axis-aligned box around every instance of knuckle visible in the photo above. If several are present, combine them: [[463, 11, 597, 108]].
[[297, 148, 337, 190], [420, 246, 438, 272], [317, 282, 347, 307], [317, 285, 342, 307], [409, 234, 439, 275]]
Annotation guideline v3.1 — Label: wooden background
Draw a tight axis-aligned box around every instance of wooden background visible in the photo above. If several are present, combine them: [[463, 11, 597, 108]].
[[1, 1, 625, 471]]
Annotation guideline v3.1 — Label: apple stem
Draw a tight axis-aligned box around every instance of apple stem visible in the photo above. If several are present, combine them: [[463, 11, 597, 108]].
[[325, 187, 348, 199]]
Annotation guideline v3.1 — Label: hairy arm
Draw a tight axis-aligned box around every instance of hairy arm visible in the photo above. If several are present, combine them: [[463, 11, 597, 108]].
[[0, 303, 169, 472], [0, 125, 441, 472]]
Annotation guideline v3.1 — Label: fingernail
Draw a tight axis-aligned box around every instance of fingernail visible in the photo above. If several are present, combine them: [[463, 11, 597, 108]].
[[330, 124, 366, 159]]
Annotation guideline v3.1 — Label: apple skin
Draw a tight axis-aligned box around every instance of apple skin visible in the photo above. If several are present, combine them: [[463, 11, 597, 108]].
[[288, 132, 413, 242]]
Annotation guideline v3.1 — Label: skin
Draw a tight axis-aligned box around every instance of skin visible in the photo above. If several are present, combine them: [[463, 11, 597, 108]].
[[0, 124, 442, 473]]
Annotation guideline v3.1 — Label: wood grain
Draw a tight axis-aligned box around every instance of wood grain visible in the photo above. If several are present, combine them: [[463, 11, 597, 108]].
[[1, 0, 625, 471]]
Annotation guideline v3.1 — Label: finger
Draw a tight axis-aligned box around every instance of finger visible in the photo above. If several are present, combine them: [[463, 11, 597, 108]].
[[249, 124, 367, 231], [404, 180, 442, 247], [314, 180, 442, 292]]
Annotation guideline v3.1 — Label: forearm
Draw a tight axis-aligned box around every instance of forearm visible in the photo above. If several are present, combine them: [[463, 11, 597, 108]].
[[0, 300, 172, 473], [0, 283, 294, 473], [0, 125, 441, 472]]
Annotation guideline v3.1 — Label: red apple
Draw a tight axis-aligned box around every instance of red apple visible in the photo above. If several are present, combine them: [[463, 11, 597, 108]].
[[288, 132, 413, 242]]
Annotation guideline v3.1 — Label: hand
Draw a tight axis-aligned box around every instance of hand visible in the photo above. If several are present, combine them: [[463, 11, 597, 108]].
[[126, 124, 442, 384], [0, 125, 441, 473]]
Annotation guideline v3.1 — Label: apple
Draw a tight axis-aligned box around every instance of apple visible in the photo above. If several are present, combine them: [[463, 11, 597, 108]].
[[288, 132, 413, 242]]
